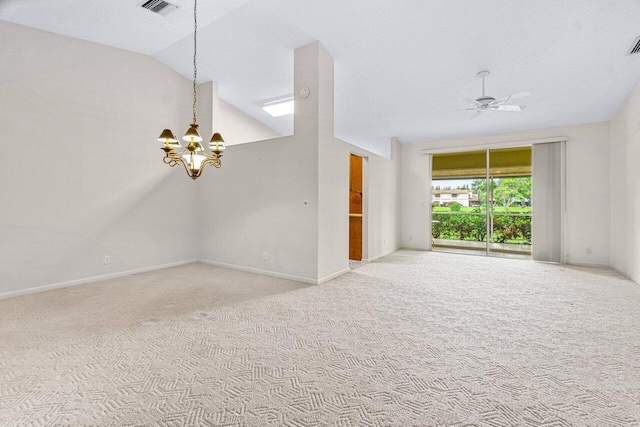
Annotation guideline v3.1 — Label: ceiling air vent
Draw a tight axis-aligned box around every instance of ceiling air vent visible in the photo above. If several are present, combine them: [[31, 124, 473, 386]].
[[140, 0, 179, 16], [628, 36, 640, 55]]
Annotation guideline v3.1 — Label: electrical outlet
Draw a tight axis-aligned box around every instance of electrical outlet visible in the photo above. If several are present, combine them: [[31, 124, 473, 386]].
[[262, 252, 268, 261], [104, 256, 111, 265], [585, 247, 592, 255], [409, 235, 413, 241]]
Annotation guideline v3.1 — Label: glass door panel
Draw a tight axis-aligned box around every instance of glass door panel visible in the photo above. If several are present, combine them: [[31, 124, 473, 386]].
[[431, 151, 487, 256], [487, 147, 532, 258]]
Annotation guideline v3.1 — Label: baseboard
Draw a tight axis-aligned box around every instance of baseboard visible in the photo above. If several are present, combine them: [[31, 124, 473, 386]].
[[317, 268, 351, 285], [610, 266, 640, 285], [1, 252, 395, 301], [566, 260, 610, 268], [197, 259, 353, 286], [363, 247, 399, 263], [0, 259, 198, 300], [198, 259, 320, 285]]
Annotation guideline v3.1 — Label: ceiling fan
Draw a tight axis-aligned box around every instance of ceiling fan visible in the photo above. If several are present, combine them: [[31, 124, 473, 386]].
[[464, 71, 529, 118]]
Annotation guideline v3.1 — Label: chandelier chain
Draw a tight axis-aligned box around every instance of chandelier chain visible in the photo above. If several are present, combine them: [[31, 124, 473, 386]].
[[192, 0, 198, 124]]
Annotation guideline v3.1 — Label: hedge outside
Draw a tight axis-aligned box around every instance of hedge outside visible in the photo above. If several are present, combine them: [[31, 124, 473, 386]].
[[432, 212, 531, 244]]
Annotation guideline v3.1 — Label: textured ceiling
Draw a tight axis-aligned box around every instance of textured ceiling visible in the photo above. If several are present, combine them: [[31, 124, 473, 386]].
[[3, 0, 640, 156], [0, 0, 254, 54]]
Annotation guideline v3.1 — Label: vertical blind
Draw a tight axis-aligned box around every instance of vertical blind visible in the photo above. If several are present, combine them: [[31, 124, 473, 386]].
[[532, 142, 563, 262]]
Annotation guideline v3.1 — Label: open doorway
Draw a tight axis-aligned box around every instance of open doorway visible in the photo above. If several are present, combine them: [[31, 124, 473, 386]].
[[349, 154, 363, 261]]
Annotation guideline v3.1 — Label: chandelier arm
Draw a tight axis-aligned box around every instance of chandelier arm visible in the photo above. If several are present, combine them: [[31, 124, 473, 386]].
[[163, 153, 181, 167], [175, 147, 190, 157], [164, 147, 190, 168], [164, 148, 181, 160], [199, 159, 212, 169], [189, 160, 208, 180], [162, 148, 222, 178], [203, 157, 222, 169], [178, 156, 196, 179]]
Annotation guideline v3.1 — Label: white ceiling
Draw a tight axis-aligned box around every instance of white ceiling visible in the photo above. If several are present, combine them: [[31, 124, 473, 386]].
[[0, 0, 254, 54], [3, 0, 640, 156]]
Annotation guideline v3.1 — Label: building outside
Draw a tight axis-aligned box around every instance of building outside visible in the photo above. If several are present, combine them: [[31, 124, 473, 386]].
[[432, 189, 479, 207]]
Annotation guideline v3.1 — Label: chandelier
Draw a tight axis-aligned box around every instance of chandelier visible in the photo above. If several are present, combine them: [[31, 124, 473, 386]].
[[157, 0, 225, 181]]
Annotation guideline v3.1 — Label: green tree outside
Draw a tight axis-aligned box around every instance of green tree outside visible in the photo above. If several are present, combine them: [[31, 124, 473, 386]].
[[492, 177, 531, 211]]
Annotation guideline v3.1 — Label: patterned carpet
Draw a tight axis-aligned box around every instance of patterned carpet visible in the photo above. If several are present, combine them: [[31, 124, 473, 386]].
[[1, 250, 639, 426]]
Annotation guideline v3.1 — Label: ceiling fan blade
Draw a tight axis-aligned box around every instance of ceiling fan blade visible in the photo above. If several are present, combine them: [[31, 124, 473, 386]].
[[491, 96, 510, 105], [469, 111, 482, 119], [491, 91, 531, 105], [492, 105, 522, 112], [438, 107, 479, 114]]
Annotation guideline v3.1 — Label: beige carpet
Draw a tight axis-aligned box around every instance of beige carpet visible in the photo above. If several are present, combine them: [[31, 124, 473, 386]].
[[1, 251, 639, 426]]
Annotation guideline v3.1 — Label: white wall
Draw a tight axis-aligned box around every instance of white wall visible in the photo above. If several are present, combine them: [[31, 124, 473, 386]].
[[196, 43, 322, 283], [366, 139, 401, 261], [317, 133, 348, 280], [198, 42, 400, 284], [195, 82, 281, 149], [610, 82, 640, 283], [219, 99, 282, 145], [196, 134, 321, 282], [315, 41, 351, 282], [0, 30, 397, 295], [0, 21, 198, 296], [400, 122, 611, 267], [314, 41, 400, 280]]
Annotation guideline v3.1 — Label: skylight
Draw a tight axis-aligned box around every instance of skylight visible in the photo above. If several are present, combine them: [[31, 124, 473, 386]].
[[262, 98, 294, 117]]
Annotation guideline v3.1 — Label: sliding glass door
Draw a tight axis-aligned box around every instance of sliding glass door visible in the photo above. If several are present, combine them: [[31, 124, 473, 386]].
[[431, 147, 532, 259]]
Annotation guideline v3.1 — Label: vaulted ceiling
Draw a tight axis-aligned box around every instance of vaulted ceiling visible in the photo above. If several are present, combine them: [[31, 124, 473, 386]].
[[2, 0, 640, 156]]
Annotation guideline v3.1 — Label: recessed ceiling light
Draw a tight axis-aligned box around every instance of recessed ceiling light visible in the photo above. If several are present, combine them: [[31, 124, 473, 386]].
[[262, 98, 294, 117]]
